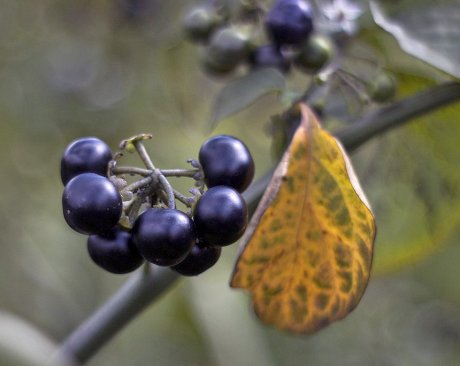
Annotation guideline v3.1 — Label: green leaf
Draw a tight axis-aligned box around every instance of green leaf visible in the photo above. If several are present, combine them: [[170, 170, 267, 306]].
[[353, 73, 460, 274], [370, 0, 460, 78], [336, 28, 460, 274], [210, 68, 286, 129]]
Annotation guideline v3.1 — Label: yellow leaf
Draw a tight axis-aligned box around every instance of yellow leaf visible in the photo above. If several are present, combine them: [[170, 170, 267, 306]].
[[230, 104, 376, 334]]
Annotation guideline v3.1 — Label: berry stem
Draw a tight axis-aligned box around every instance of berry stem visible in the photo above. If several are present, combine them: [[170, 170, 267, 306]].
[[127, 195, 145, 226], [134, 140, 156, 171], [160, 168, 200, 178], [122, 197, 136, 210], [157, 170, 176, 209], [112, 166, 152, 177], [122, 176, 155, 194], [335, 69, 368, 102], [336, 68, 368, 86], [173, 188, 195, 207]]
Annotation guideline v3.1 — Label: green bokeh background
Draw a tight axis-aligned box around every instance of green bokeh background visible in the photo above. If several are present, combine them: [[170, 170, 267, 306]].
[[1, 1, 460, 365]]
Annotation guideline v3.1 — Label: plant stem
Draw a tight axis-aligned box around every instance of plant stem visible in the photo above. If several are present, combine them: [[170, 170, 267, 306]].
[[335, 82, 460, 150], [173, 188, 194, 207], [112, 166, 152, 177], [134, 141, 156, 171], [56, 266, 180, 364], [122, 176, 154, 194], [157, 171, 176, 209], [56, 81, 460, 364], [160, 169, 200, 178], [127, 195, 144, 226]]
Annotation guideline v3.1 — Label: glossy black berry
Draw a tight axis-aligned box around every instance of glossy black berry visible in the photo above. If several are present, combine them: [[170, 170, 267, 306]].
[[202, 27, 251, 76], [61, 137, 112, 185], [249, 45, 290, 73], [183, 6, 220, 43], [265, 0, 314, 46], [199, 135, 254, 193], [62, 173, 122, 235], [132, 208, 196, 266], [87, 228, 144, 274], [193, 186, 248, 246], [171, 243, 221, 276]]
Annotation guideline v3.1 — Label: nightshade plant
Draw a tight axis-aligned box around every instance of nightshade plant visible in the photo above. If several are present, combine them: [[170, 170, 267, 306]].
[[55, 0, 460, 363]]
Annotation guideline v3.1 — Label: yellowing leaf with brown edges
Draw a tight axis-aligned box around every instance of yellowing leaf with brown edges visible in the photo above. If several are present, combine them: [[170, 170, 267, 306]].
[[231, 104, 376, 334]]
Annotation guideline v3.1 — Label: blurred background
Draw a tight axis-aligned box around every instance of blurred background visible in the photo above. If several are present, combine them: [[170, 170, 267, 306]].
[[1, 1, 460, 365]]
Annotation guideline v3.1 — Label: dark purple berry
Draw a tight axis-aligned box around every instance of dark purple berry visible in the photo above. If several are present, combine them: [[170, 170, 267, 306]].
[[171, 243, 221, 276], [87, 228, 144, 274], [132, 208, 196, 266], [265, 0, 314, 46], [199, 135, 254, 193], [61, 137, 112, 185], [250, 44, 290, 73], [193, 186, 248, 246], [62, 173, 122, 235]]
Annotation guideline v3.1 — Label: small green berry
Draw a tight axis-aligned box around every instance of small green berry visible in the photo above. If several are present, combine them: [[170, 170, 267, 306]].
[[201, 27, 252, 76], [295, 34, 334, 73], [367, 72, 397, 103], [201, 51, 235, 76], [183, 6, 221, 43]]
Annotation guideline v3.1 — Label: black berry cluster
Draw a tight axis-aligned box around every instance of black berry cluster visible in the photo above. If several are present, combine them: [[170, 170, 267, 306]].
[[60, 134, 254, 277], [183, 0, 333, 77]]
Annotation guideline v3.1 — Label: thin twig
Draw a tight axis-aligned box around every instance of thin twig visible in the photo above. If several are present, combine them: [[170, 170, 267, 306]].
[[335, 82, 460, 150], [112, 166, 152, 177], [127, 195, 145, 226], [160, 169, 200, 178], [122, 176, 154, 194], [173, 188, 194, 207], [134, 141, 155, 171], [157, 171, 176, 209], [55, 266, 180, 364], [335, 70, 367, 103]]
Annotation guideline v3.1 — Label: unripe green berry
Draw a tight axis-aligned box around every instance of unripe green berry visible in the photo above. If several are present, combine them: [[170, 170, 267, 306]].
[[201, 50, 236, 76], [201, 27, 252, 76], [295, 34, 334, 73], [183, 6, 221, 43], [367, 72, 397, 103]]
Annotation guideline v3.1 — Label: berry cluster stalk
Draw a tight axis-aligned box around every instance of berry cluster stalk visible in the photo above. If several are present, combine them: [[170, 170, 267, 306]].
[[56, 82, 460, 364]]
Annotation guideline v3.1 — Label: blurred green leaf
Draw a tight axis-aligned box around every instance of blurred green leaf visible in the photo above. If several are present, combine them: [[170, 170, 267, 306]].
[[348, 30, 460, 274], [370, 0, 460, 79], [354, 73, 460, 274], [210, 68, 286, 129]]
